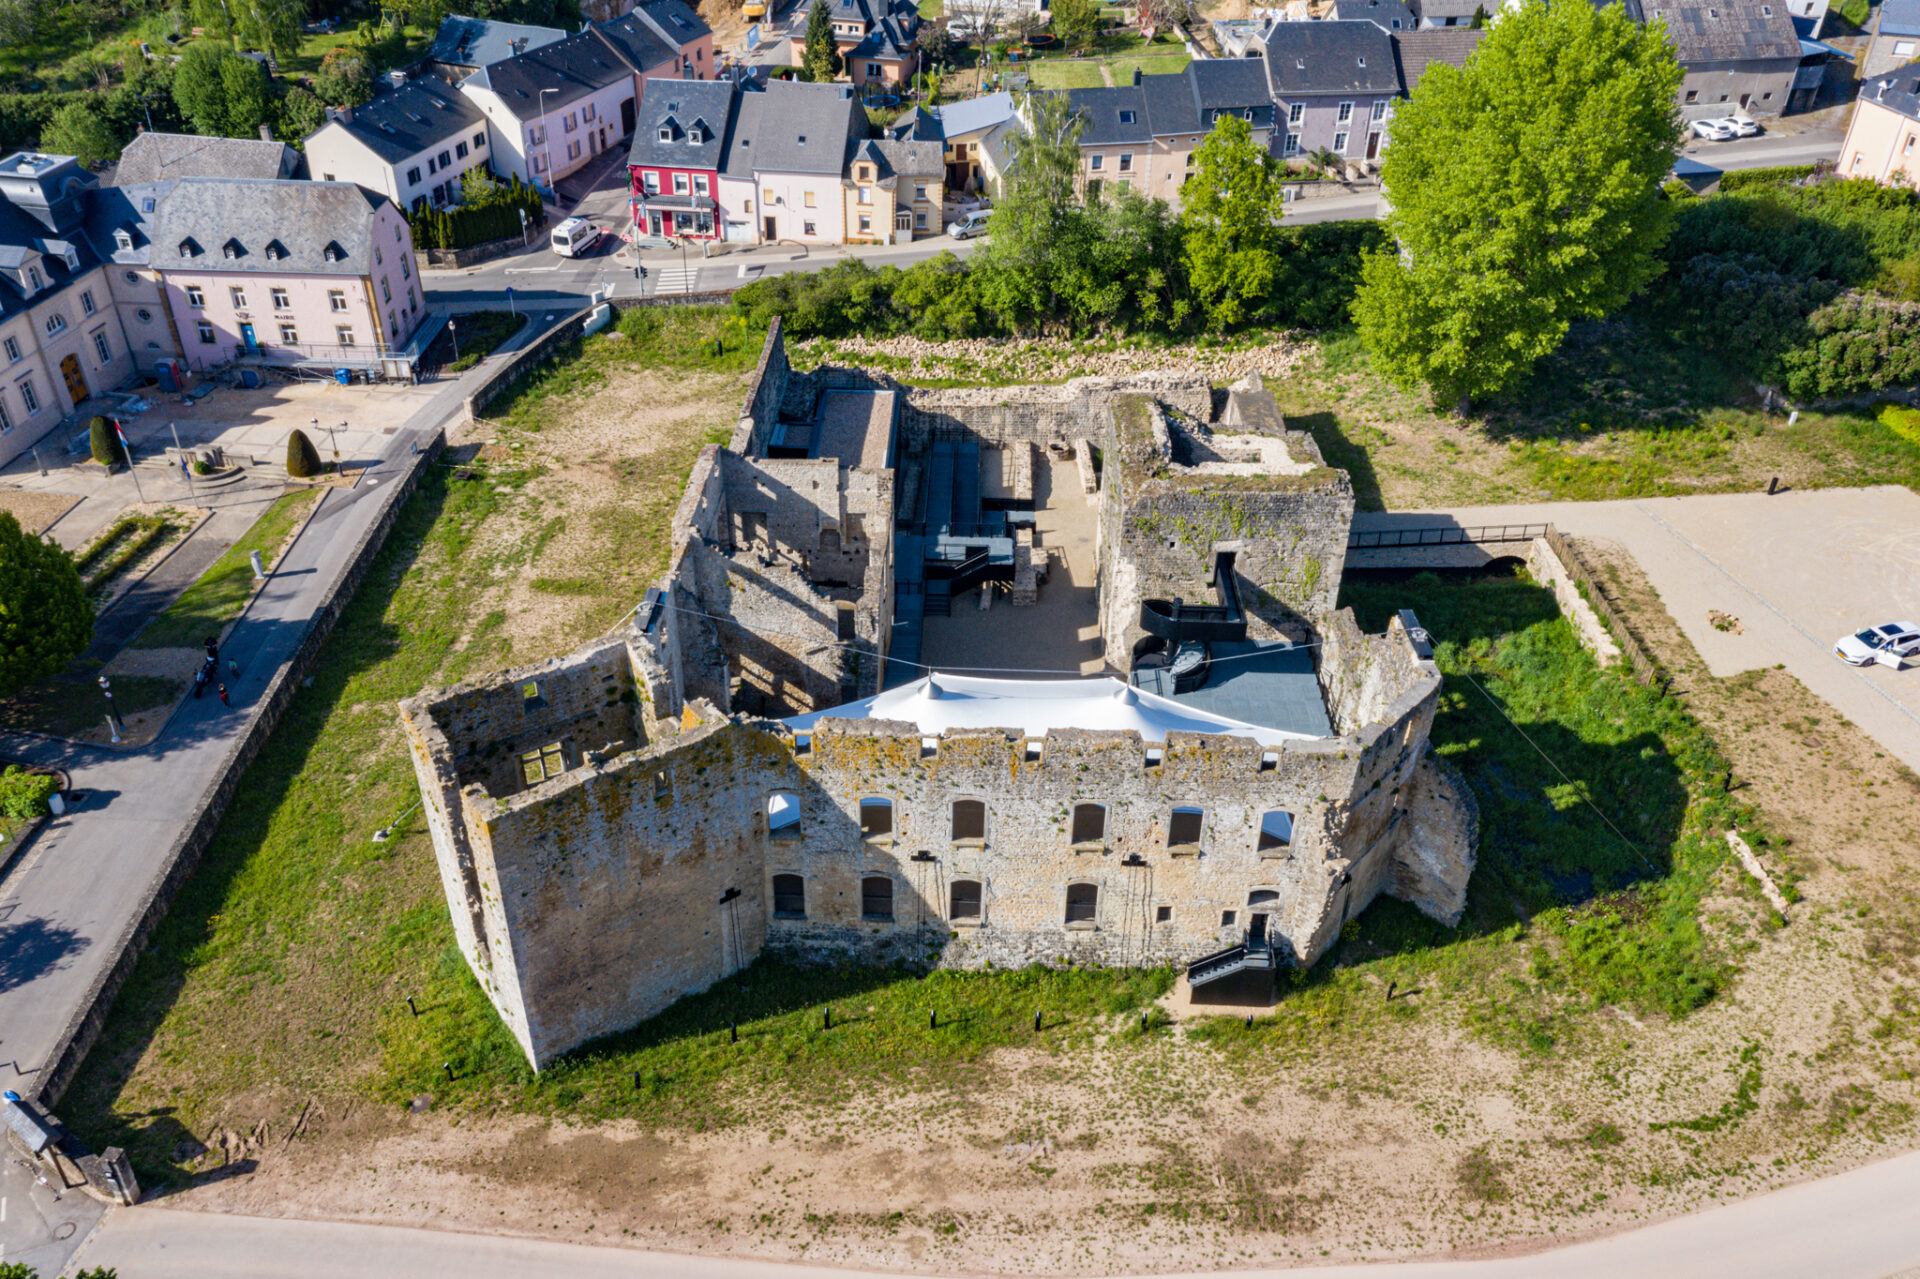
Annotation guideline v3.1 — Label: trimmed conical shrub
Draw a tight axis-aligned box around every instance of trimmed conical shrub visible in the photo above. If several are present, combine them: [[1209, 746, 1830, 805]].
[[88, 416, 123, 466], [286, 428, 322, 478]]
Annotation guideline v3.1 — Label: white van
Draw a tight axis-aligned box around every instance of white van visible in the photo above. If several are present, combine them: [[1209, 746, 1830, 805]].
[[947, 208, 992, 240], [551, 217, 603, 257]]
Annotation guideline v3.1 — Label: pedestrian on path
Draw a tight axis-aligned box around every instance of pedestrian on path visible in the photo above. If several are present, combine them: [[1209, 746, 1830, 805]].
[[228, 658, 239, 679], [218, 684, 231, 707], [204, 636, 219, 664], [194, 665, 210, 698]]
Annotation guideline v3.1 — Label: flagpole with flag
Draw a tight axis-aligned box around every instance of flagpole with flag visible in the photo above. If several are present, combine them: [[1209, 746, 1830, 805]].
[[115, 418, 145, 503]]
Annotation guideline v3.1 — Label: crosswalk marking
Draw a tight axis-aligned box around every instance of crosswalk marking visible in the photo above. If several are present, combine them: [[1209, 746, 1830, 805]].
[[654, 267, 701, 295]]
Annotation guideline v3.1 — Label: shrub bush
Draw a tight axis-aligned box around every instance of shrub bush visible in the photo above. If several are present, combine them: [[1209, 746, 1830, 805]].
[[408, 173, 545, 251], [1715, 164, 1819, 193], [88, 416, 123, 466], [286, 429, 322, 479], [0, 766, 58, 820]]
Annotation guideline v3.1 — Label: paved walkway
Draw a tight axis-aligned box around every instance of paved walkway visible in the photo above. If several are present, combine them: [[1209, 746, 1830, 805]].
[[60, 1143, 1920, 1277], [0, 315, 562, 1273], [1352, 485, 1920, 773]]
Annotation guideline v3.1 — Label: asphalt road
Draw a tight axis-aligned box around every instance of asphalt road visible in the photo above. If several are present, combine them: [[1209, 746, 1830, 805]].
[[60, 1143, 1920, 1277]]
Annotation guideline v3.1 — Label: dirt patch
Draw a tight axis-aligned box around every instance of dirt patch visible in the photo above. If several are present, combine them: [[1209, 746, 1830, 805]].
[[796, 333, 1319, 386], [0, 487, 83, 534]]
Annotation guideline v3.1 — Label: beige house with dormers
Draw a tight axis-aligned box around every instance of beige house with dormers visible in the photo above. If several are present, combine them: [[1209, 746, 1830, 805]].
[[844, 138, 945, 243], [1841, 61, 1920, 188], [0, 153, 139, 467]]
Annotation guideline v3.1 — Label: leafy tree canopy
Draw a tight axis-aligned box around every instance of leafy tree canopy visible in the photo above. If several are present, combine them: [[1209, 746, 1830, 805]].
[[190, 0, 302, 58], [974, 91, 1085, 328], [1180, 113, 1284, 332], [803, 0, 844, 83], [0, 512, 92, 701], [42, 102, 117, 167], [172, 42, 273, 139], [1352, 0, 1683, 407]]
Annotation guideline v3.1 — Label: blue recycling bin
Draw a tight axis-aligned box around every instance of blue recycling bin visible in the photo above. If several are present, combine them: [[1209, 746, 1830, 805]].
[[334, 368, 352, 385]]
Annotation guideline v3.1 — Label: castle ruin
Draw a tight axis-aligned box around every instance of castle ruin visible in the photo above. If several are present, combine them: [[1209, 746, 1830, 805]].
[[400, 322, 1478, 1070]]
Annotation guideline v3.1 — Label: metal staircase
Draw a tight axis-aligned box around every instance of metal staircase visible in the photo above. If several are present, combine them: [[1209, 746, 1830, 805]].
[[1185, 933, 1278, 990]]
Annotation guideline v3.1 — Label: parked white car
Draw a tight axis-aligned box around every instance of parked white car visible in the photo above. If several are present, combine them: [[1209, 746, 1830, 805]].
[[947, 208, 993, 240], [1728, 115, 1763, 137], [1834, 622, 1920, 668], [1690, 118, 1738, 141], [551, 217, 603, 257]]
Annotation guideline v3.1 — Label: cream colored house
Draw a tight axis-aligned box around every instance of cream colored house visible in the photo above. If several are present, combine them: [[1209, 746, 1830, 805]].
[[1840, 62, 1920, 188], [844, 139, 944, 243]]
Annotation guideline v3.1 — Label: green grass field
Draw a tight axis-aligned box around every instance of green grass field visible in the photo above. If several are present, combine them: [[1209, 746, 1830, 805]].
[[132, 490, 319, 650]]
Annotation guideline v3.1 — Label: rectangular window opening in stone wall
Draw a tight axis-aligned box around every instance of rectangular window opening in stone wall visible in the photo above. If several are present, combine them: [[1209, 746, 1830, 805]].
[[836, 602, 856, 641], [654, 771, 670, 800], [1065, 882, 1098, 925], [860, 797, 893, 839], [1071, 803, 1106, 845], [520, 741, 567, 787], [769, 792, 802, 838], [951, 799, 985, 842], [521, 680, 545, 711], [1221, 909, 1237, 927], [1167, 805, 1204, 849], [1155, 904, 1173, 923], [1258, 810, 1295, 852], [950, 879, 982, 920], [773, 873, 806, 918], [862, 875, 895, 921]]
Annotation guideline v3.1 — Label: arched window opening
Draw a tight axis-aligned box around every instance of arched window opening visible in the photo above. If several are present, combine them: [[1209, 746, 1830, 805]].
[[951, 799, 986, 841], [1257, 810, 1295, 851], [1071, 803, 1106, 844], [861, 875, 894, 920], [950, 879, 982, 919], [1065, 882, 1098, 923], [772, 874, 806, 918]]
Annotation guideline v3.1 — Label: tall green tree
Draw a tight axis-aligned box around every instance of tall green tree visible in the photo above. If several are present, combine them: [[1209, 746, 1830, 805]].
[[802, 0, 844, 83], [1351, 0, 1684, 408], [1050, 0, 1104, 51], [975, 91, 1087, 329], [190, 0, 303, 58], [172, 42, 272, 138], [0, 513, 91, 700], [1180, 114, 1283, 332], [42, 102, 118, 167]]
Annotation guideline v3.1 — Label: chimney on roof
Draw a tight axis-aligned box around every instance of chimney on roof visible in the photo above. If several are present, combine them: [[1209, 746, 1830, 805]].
[[511, 36, 527, 53], [1133, 66, 1144, 84], [259, 123, 274, 141]]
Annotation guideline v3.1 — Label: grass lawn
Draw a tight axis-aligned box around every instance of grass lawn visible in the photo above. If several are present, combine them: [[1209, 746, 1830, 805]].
[[131, 490, 321, 650], [1026, 58, 1111, 89], [428, 310, 524, 374]]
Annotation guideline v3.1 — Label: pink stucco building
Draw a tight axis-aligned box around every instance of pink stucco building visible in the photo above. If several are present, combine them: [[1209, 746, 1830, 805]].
[[149, 180, 422, 372]]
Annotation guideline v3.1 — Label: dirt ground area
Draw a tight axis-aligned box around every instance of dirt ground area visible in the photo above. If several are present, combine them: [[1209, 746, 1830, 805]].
[[148, 540, 1920, 1273], [0, 487, 82, 533]]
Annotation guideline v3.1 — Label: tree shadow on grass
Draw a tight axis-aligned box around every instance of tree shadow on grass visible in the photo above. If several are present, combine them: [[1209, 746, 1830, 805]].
[[59, 467, 468, 1161], [1290, 409, 1384, 512]]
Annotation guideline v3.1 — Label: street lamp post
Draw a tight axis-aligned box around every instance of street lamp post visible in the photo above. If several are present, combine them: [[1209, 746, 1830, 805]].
[[449, 313, 459, 363], [334, 420, 346, 465], [98, 675, 123, 736]]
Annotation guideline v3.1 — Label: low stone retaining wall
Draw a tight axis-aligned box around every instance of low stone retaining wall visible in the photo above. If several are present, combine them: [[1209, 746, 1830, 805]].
[[37, 429, 446, 1106], [1526, 534, 1623, 666], [418, 226, 547, 271]]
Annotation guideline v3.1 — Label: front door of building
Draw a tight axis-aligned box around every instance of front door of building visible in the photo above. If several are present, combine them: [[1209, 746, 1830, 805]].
[[239, 322, 258, 353], [764, 215, 777, 242], [1248, 889, 1279, 945], [621, 97, 636, 134], [59, 353, 86, 406], [649, 211, 663, 236], [1366, 131, 1381, 160]]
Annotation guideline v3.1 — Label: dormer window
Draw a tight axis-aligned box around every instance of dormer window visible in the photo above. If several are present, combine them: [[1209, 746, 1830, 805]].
[[222, 237, 242, 259], [689, 123, 705, 143], [1119, 109, 1136, 123], [26, 266, 40, 290], [322, 242, 344, 263], [659, 126, 672, 141], [178, 238, 197, 258], [1357, 55, 1366, 66], [265, 239, 287, 261], [114, 228, 133, 251]]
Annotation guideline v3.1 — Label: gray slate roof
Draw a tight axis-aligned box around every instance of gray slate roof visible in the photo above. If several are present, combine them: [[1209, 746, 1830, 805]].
[[79, 180, 176, 267], [1861, 58, 1920, 122], [720, 80, 860, 177], [332, 77, 487, 164], [149, 180, 391, 277], [1262, 19, 1402, 96], [1069, 58, 1277, 142], [596, 9, 681, 76], [1334, 0, 1417, 29], [428, 15, 566, 70], [109, 132, 301, 185], [633, 0, 712, 48], [1879, 0, 1920, 37], [1068, 85, 1151, 145], [468, 27, 641, 117], [628, 78, 738, 171], [853, 137, 943, 188], [1392, 27, 1486, 93], [0, 166, 109, 323], [1644, 0, 1801, 62]]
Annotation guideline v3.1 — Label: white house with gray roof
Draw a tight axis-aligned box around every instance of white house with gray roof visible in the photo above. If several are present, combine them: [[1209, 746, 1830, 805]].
[[427, 14, 568, 78], [304, 76, 494, 209], [1264, 19, 1402, 163], [718, 79, 864, 246]]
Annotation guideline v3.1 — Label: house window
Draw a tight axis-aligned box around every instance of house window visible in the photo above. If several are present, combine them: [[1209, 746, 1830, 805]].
[[564, 112, 577, 133], [1167, 806, 1204, 848], [280, 323, 299, 344], [803, 190, 817, 207], [408, 167, 422, 185], [336, 326, 356, 346], [1155, 905, 1173, 923], [763, 188, 774, 205], [329, 290, 348, 311], [772, 873, 806, 918], [1337, 101, 1354, 123], [44, 314, 65, 336], [867, 61, 881, 76], [27, 266, 40, 290], [1333, 131, 1349, 152], [1089, 154, 1104, 170], [914, 183, 927, 201], [2, 337, 17, 363], [950, 879, 982, 919], [693, 174, 709, 196], [567, 140, 581, 161], [474, 132, 486, 150], [529, 125, 545, 146], [859, 797, 893, 838], [583, 103, 596, 122], [456, 141, 469, 159], [858, 186, 871, 204], [427, 156, 437, 175], [914, 210, 927, 228], [861, 875, 894, 921], [951, 799, 986, 841], [1221, 909, 1237, 927], [1289, 102, 1304, 124], [272, 288, 290, 309], [803, 220, 817, 235], [136, 308, 152, 323], [92, 331, 111, 363], [229, 287, 246, 308], [1065, 882, 1098, 924], [1071, 803, 1105, 845], [674, 172, 690, 194], [381, 278, 392, 303], [643, 171, 660, 194], [402, 257, 411, 281], [1086, 178, 1102, 199], [1118, 154, 1132, 172], [768, 792, 801, 836], [1257, 810, 1295, 851], [16, 377, 37, 414], [1119, 109, 1136, 124], [858, 214, 872, 232], [1372, 100, 1388, 121], [81, 290, 95, 315], [1684, 89, 1698, 103], [195, 320, 216, 344], [0, 396, 9, 433], [532, 154, 547, 175], [388, 310, 398, 337]]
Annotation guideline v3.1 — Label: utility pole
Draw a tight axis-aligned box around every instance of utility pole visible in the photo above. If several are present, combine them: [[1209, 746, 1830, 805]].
[[115, 418, 145, 503]]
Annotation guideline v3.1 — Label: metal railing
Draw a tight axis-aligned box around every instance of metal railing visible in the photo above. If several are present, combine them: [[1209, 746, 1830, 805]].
[[231, 340, 397, 365], [1347, 522, 1552, 549]]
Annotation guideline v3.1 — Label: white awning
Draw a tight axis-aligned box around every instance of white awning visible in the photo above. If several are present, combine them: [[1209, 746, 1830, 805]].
[[783, 673, 1321, 746]]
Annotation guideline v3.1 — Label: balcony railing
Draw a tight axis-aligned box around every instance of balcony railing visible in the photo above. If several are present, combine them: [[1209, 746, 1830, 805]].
[[231, 340, 395, 365]]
